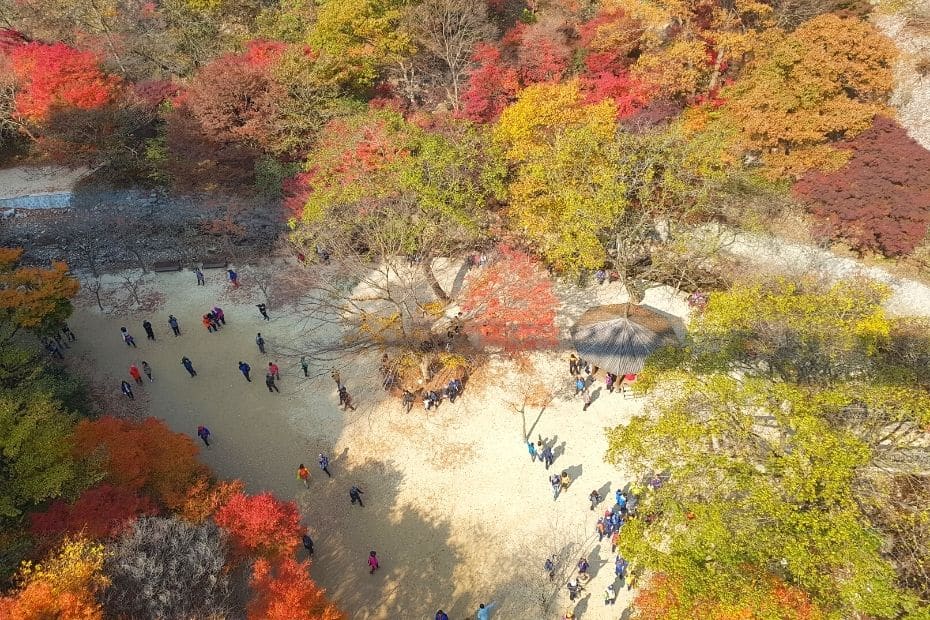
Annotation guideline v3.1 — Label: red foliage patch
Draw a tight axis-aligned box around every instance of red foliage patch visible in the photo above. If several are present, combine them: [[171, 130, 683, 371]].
[[29, 483, 157, 544], [460, 44, 520, 123], [9, 42, 119, 123], [793, 116, 930, 256], [214, 492, 303, 561], [461, 245, 559, 351], [0, 28, 28, 54]]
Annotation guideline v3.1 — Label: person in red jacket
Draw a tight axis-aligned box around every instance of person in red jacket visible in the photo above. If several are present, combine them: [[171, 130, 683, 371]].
[[129, 363, 143, 385]]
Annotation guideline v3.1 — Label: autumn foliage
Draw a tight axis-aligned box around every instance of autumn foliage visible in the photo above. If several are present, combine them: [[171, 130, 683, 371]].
[[0, 538, 107, 620], [0, 248, 79, 332], [8, 42, 119, 123], [71, 417, 208, 511], [460, 246, 559, 351], [793, 116, 930, 256], [214, 491, 303, 560], [29, 484, 157, 544], [633, 573, 825, 620], [248, 557, 345, 620]]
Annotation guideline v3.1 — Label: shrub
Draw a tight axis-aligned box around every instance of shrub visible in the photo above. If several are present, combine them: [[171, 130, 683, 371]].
[[792, 116, 930, 256]]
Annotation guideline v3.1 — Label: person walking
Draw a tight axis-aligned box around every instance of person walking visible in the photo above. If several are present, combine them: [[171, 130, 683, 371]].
[[544, 557, 556, 581], [341, 388, 356, 411], [202, 314, 215, 333], [142, 320, 155, 341], [129, 363, 143, 385], [368, 550, 380, 574], [435, 610, 449, 620], [605, 372, 616, 393], [604, 584, 616, 606], [297, 464, 310, 488], [256, 333, 266, 354], [265, 372, 279, 393], [62, 323, 76, 341], [577, 557, 589, 578], [302, 533, 314, 556], [349, 485, 364, 507], [44, 337, 63, 359], [197, 425, 211, 447], [300, 355, 309, 377], [582, 389, 593, 411], [256, 303, 270, 321], [402, 389, 415, 413], [141, 361, 153, 381], [569, 353, 579, 376], [596, 518, 607, 542], [527, 440, 537, 462], [560, 470, 572, 492], [120, 327, 137, 348], [213, 306, 225, 325], [550, 474, 561, 500], [574, 376, 585, 396], [614, 555, 627, 579], [268, 361, 280, 381], [168, 315, 181, 336], [227, 268, 239, 288], [567, 579, 583, 602], [181, 356, 196, 377], [238, 361, 251, 382], [318, 453, 332, 478], [589, 489, 601, 511], [121, 380, 134, 400], [195, 267, 205, 286], [541, 444, 554, 470], [476, 603, 497, 620]]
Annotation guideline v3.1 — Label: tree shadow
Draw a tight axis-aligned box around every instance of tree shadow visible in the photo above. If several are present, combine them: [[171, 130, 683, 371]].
[[296, 459, 467, 619]]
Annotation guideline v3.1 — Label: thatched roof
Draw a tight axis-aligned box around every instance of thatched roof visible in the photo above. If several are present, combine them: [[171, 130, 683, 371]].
[[570, 303, 680, 376]]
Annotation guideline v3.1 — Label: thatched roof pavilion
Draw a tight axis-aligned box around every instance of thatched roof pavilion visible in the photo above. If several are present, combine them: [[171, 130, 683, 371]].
[[570, 303, 680, 376]]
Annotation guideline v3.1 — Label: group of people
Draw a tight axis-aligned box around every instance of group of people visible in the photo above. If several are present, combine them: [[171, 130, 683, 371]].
[[201, 307, 226, 332], [40, 324, 75, 359], [400, 377, 465, 414]]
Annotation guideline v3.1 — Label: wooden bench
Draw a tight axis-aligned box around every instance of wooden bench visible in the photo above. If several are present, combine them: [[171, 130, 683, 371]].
[[200, 258, 228, 270], [152, 260, 182, 272]]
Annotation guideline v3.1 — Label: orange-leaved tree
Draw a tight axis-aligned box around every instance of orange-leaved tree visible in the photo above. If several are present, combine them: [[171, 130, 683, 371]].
[[460, 246, 559, 352], [214, 491, 303, 560], [0, 537, 108, 620], [0, 247, 79, 339], [8, 42, 120, 125], [177, 478, 245, 523], [71, 417, 209, 511], [715, 14, 895, 179], [633, 573, 826, 620], [248, 557, 344, 620]]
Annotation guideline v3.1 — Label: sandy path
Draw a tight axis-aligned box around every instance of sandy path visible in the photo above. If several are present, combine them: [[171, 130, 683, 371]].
[[65, 269, 686, 619], [726, 232, 930, 317]]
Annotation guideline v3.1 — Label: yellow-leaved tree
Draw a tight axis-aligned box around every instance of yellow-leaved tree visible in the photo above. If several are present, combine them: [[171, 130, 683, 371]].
[[494, 81, 626, 273]]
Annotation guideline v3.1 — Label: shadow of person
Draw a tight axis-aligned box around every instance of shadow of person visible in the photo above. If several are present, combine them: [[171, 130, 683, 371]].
[[573, 592, 592, 618], [565, 463, 583, 483], [596, 481, 611, 506], [590, 387, 602, 402]]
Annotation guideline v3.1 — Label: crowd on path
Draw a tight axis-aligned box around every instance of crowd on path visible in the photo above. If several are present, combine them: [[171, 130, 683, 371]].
[[67, 269, 396, 592], [58, 265, 653, 619]]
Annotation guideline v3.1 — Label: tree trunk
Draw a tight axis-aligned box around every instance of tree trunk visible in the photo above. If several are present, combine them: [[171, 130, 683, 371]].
[[422, 257, 450, 302]]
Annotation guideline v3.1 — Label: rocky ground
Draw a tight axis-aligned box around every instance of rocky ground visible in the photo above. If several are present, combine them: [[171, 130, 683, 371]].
[[0, 167, 283, 270]]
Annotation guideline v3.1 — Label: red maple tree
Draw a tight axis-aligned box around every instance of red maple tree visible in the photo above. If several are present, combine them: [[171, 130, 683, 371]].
[[9, 42, 119, 123], [793, 116, 930, 256], [71, 417, 209, 511], [460, 246, 559, 351], [247, 557, 345, 620], [460, 44, 520, 122], [214, 492, 303, 560], [29, 484, 157, 544]]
